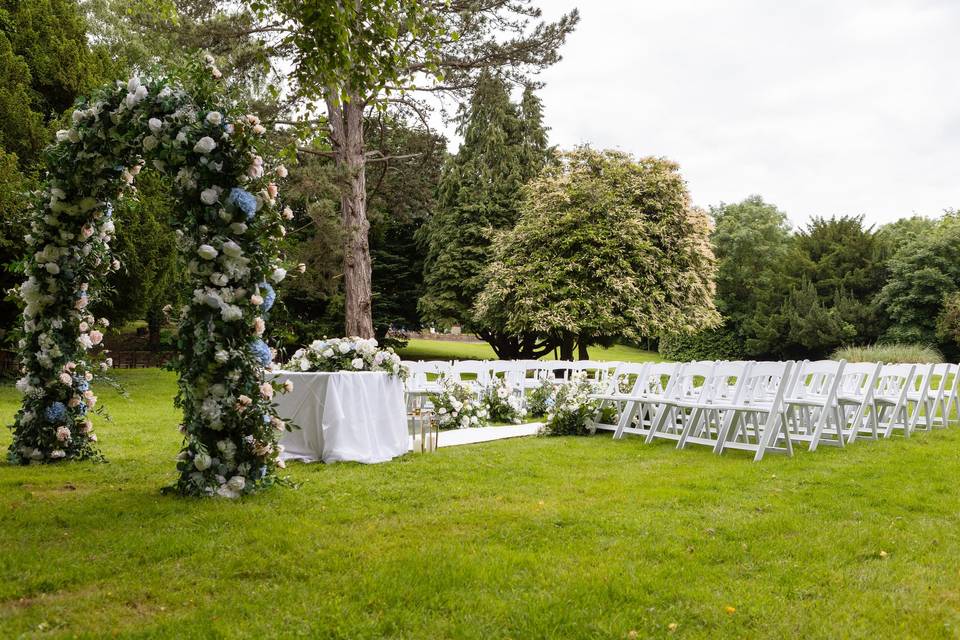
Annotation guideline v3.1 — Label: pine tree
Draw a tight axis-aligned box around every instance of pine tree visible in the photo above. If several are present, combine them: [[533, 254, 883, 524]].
[[419, 73, 554, 358]]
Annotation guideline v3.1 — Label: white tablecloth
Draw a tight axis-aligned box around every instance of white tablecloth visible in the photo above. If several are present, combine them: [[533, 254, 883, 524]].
[[272, 371, 408, 464]]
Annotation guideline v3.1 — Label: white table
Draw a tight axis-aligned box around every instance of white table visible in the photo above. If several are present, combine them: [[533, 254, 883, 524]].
[[272, 371, 409, 464]]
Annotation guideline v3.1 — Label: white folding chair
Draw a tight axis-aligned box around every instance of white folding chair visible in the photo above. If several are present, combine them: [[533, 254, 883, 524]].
[[904, 363, 937, 432], [782, 359, 846, 452], [873, 363, 917, 438], [645, 361, 718, 444], [449, 360, 493, 399], [835, 362, 882, 444], [610, 362, 680, 439], [674, 360, 754, 450], [932, 363, 960, 428], [710, 361, 796, 461], [588, 362, 648, 433]]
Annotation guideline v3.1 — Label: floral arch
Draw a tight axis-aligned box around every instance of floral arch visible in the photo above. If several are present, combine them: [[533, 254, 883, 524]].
[[9, 61, 293, 498]]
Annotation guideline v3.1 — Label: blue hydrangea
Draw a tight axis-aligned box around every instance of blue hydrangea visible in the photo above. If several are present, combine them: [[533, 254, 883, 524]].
[[227, 187, 257, 220], [45, 401, 67, 423], [259, 282, 276, 312], [249, 339, 273, 366], [76, 378, 90, 393]]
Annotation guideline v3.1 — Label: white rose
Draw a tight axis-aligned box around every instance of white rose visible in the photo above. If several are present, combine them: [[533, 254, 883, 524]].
[[193, 136, 217, 154], [45, 263, 60, 275], [197, 245, 218, 260], [351, 358, 364, 370], [148, 117, 163, 133], [56, 129, 70, 142], [194, 453, 212, 471], [230, 222, 247, 234], [206, 111, 223, 126], [322, 349, 335, 358], [222, 241, 243, 258], [142, 135, 158, 151], [227, 475, 246, 492], [220, 304, 243, 322], [210, 272, 229, 287], [200, 188, 219, 205], [270, 268, 286, 283]]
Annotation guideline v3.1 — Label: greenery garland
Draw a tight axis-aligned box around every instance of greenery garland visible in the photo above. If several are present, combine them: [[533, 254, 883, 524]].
[[8, 56, 295, 498]]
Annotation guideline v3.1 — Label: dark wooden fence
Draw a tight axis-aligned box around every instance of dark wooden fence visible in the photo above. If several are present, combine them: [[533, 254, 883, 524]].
[[0, 350, 176, 375]]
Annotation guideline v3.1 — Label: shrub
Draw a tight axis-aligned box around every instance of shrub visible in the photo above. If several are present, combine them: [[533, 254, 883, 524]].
[[659, 323, 744, 362], [831, 344, 943, 364]]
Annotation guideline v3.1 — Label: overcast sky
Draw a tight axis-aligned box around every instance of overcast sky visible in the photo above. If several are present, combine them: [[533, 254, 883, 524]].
[[521, 0, 960, 228]]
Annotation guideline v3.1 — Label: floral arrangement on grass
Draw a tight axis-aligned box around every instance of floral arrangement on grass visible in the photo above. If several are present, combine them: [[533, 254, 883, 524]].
[[8, 55, 300, 499], [541, 371, 601, 436], [431, 378, 489, 430], [482, 377, 527, 424], [285, 337, 407, 379], [526, 377, 556, 417]]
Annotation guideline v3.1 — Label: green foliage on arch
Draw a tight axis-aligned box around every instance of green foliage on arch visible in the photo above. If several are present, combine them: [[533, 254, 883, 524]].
[[9, 58, 296, 498]]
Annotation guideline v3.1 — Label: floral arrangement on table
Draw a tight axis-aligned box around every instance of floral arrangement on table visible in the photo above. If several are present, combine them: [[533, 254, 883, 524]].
[[8, 54, 301, 499], [540, 371, 601, 436], [431, 378, 489, 430], [285, 337, 407, 379], [482, 377, 527, 424]]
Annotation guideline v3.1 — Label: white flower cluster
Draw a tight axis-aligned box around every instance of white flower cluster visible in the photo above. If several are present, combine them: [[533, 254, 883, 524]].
[[482, 377, 527, 424], [285, 337, 406, 379], [541, 371, 602, 436], [431, 378, 490, 430]]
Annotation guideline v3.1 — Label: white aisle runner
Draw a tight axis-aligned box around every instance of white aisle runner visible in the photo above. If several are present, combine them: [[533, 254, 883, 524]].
[[437, 423, 543, 447]]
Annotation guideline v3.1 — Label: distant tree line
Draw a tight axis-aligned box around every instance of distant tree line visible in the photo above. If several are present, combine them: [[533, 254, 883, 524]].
[[2, 0, 957, 362]]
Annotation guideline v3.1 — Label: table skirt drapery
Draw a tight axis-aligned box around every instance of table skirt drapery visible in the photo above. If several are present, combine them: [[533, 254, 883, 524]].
[[271, 371, 408, 464]]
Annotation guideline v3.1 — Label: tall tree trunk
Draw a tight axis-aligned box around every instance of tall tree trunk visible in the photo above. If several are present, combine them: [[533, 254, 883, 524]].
[[327, 92, 374, 338], [576, 336, 590, 360], [147, 307, 162, 352], [558, 332, 575, 361]]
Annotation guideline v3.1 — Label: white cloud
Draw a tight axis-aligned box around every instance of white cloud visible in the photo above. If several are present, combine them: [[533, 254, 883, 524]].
[[525, 0, 960, 227]]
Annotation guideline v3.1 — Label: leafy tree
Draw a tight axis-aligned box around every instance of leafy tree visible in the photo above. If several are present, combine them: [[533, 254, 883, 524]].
[[877, 214, 960, 346], [93, 172, 180, 349], [271, 0, 579, 338], [476, 147, 720, 360], [274, 115, 446, 351], [710, 196, 794, 356], [0, 0, 113, 342], [367, 117, 446, 337], [420, 72, 553, 358]]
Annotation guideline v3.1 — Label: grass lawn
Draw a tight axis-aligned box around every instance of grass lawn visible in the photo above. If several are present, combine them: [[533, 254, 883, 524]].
[[398, 338, 662, 363], [2, 370, 960, 639]]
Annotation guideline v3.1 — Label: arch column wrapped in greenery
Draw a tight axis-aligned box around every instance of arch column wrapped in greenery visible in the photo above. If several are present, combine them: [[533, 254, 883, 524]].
[[9, 61, 294, 497]]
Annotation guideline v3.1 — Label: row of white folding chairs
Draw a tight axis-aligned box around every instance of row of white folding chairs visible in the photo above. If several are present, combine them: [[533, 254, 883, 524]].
[[589, 360, 959, 461], [403, 359, 622, 397]]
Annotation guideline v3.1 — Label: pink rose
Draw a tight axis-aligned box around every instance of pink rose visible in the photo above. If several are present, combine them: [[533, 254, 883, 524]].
[[267, 183, 278, 199], [253, 317, 265, 336], [89, 330, 103, 345]]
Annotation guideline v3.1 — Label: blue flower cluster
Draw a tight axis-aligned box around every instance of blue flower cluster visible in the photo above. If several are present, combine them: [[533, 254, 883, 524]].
[[259, 282, 276, 312], [45, 401, 67, 423], [227, 187, 257, 220], [249, 339, 273, 366]]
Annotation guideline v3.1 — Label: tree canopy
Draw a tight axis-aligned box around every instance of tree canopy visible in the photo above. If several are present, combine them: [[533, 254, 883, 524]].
[[476, 147, 720, 358]]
